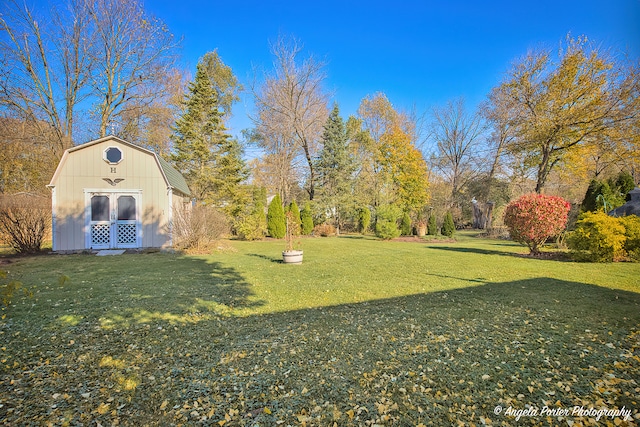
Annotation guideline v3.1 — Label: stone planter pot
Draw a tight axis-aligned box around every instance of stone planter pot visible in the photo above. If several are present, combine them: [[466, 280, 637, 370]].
[[417, 225, 427, 237], [282, 250, 303, 264]]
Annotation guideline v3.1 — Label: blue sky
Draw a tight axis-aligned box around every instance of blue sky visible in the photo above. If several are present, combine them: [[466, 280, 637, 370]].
[[146, 0, 640, 142]]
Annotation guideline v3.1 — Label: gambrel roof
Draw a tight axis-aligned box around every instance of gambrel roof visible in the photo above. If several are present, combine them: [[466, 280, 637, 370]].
[[49, 135, 190, 196]]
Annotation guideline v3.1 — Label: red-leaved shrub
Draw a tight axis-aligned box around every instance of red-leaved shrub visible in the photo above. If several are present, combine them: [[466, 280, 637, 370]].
[[503, 194, 570, 255]]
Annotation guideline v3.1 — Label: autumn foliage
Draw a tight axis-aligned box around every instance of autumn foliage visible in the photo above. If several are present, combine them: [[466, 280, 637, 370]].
[[569, 212, 640, 262], [503, 194, 570, 254]]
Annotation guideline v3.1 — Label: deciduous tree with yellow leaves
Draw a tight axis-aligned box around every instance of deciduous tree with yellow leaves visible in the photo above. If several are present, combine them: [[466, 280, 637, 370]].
[[351, 93, 429, 218], [489, 35, 639, 193], [379, 124, 430, 213]]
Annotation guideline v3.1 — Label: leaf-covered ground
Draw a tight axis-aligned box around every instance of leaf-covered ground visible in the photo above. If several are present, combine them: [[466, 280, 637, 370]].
[[1, 235, 639, 426]]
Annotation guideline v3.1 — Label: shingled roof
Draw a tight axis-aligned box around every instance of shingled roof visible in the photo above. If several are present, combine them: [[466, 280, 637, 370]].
[[157, 155, 191, 196], [609, 187, 640, 217]]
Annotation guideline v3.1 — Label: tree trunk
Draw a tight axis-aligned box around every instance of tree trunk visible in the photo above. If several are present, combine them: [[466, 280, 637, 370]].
[[535, 146, 553, 193], [472, 201, 494, 230], [484, 202, 494, 229], [472, 201, 482, 229]]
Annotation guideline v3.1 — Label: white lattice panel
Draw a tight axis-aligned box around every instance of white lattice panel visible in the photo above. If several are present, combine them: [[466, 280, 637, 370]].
[[91, 224, 110, 246], [117, 223, 137, 245]]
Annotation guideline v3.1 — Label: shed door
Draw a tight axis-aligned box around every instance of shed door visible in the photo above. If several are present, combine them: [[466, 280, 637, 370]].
[[89, 193, 140, 249]]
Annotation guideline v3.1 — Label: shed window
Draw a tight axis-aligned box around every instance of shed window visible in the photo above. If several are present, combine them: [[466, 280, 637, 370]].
[[91, 196, 109, 221], [117, 196, 136, 220], [103, 147, 123, 164]]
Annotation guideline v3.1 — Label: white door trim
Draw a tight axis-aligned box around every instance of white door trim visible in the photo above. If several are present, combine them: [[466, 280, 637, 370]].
[[84, 189, 142, 249]]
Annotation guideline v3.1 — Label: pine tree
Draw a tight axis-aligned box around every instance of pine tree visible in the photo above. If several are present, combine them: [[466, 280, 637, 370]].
[[611, 171, 636, 202], [358, 207, 371, 234], [315, 104, 356, 234], [428, 214, 438, 235], [171, 58, 247, 210], [581, 177, 629, 213], [301, 202, 314, 235], [401, 212, 412, 236], [236, 186, 267, 240], [375, 204, 401, 239], [441, 212, 455, 237], [267, 194, 286, 238]]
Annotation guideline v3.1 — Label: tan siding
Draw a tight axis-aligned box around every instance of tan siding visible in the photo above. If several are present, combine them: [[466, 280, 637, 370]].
[[51, 137, 174, 251]]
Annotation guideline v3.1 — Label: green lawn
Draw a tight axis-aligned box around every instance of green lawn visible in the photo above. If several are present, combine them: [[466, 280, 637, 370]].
[[1, 233, 639, 425]]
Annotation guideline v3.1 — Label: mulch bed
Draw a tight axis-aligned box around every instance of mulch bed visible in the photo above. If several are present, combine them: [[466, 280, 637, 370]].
[[392, 236, 456, 244]]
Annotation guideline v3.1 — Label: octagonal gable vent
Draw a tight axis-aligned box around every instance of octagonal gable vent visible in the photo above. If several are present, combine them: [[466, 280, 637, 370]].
[[103, 146, 123, 165]]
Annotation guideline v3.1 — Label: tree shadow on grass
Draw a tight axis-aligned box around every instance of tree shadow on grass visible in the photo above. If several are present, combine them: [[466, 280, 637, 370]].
[[4, 273, 640, 425], [249, 276, 640, 329], [432, 245, 574, 261], [246, 253, 282, 263], [431, 245, 530, 258], [91, 254, 267, 329], [140, 278, 640, 418]]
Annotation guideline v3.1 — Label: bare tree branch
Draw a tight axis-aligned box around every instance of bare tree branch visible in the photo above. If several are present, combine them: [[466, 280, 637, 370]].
[[250, 35, 329, 200]]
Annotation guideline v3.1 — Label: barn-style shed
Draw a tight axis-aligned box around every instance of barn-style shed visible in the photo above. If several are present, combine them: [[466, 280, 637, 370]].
[[48, 135, 191, 252]]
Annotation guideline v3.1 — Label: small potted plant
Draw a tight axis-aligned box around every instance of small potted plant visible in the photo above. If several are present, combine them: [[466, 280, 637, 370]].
[[415, 219, 427, 237], [282, 210, 303, 264]]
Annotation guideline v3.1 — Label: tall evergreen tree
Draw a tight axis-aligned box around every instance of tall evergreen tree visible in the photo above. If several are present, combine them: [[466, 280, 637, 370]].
[[358, 207, 371, 234], [611, 171, 636, 202], [171, 57, 248, 210], [581, 171, 635, 213], [315, 104, 356, 234]]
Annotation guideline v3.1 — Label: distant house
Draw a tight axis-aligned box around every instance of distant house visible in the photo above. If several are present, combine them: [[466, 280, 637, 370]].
[[48, 135, 191, 252]]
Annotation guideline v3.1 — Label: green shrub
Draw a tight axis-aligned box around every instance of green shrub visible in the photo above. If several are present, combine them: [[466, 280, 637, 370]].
[[620, 215, 640, 261], [235, 187, 267, 240], [427, 214, 438, 235], [235, 212, 266, 241], [581, 172, 633, 213], [568, 212, 626, 262], [400, 212, 412, 236], [267, 194, 286, 239], [441, 212, 455, 237], [375, 205, 401, 240], [286, 201, 301, 236], [581, 179, 610, 212], [300, 202, 314, 235], [613, 171, 636, 201], [358, 207, 371, 234]]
